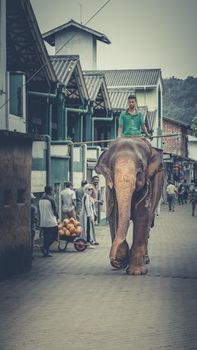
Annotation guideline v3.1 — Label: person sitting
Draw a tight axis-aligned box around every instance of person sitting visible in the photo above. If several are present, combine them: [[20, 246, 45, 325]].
[[117, 94, 151, 139]]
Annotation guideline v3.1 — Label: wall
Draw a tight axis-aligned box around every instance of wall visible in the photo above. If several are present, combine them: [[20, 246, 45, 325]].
[[136, 89, 157, 112], [188, 136, 197, 161], [163, 119, 186, 157], [50, 143, 70, 189], [31, 140, 47, 193], [0, 131, 33, 279], [55, 29, 96, 70]]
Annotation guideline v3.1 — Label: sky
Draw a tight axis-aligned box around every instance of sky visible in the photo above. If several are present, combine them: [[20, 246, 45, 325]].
[[30, 0, 197, 79]]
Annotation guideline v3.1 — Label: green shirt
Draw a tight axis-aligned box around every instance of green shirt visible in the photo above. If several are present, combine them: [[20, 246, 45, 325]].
[[119, 110, 144, 136]]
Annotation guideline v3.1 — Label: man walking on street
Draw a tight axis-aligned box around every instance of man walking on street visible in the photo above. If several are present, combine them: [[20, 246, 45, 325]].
[[166, 181, 177, 212], [39, 186, 59, 257], [91, 175, 103, 225]]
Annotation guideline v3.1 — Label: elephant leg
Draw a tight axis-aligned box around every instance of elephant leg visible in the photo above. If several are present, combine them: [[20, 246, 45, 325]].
[[109, 208, 130, 269], [127, 210, 151, 275], [110, 240, 130, 269], [108, 217, 130, 269], [144, 238, 150, 264], [107, 189, 129, 269]]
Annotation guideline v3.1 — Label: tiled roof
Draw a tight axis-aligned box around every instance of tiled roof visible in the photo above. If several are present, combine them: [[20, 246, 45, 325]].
[[43, 19, 111, 46], [84, 73, 104, 100], [50, 55, 89, 100], [6, 0, 57, 85], [50, 55, 79, 86], [85, 69, 162, 88], [108, 88, 131, 110], [84, 73, 111, 109]]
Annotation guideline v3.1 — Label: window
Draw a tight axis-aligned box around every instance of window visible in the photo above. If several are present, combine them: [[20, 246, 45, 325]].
[[8, 72, 25, 118]]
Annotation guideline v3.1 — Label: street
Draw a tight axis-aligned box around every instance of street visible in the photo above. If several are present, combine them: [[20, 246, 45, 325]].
[[0, 203, 197, 350]]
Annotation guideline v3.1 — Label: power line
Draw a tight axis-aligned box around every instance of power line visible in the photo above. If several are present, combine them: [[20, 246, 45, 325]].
[[55, 0, 111, 55], [0, 0, 112, 111]]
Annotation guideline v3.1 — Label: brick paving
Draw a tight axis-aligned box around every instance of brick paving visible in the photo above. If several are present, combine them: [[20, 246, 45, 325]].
[[0, 203, 197, 350]]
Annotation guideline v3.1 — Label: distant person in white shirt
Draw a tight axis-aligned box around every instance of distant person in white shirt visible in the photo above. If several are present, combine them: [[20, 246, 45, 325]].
[[39, 186, 59, 257], [166, 181, 177, 212], [61, 181, 76, 220]]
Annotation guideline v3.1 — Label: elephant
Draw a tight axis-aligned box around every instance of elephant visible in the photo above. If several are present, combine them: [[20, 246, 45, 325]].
[[95, 137, 164, 275]]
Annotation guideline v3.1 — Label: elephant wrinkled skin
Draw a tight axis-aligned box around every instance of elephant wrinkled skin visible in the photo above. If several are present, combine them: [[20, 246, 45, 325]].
[[95, 137, 164, 276]]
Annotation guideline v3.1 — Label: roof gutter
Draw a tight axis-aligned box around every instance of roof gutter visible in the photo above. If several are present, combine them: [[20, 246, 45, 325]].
[[28, 91, 56, 99]]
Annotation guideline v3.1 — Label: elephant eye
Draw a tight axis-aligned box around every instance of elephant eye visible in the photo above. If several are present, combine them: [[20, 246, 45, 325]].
[[137, 159, 144, 170]]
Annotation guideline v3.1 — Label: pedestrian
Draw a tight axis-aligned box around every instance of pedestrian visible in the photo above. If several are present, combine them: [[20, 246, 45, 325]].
[[177, 182, 185, 205], [117, 94, 151, 138], [182, 179, 189, 203], [177, 180, 189, 205], [39, 186, 59, 257], [80, 184, 98, 246], [166, 181, 177, 212], [61, 181, 76, 220], [191, 180, 197, 216], [75, 180, 87, 220], [31, 193, 37, 258], [91, 175, 103, 224], [189, 180, 195, 202]]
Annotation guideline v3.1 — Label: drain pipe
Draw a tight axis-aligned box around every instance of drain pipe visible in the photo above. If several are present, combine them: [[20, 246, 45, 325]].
[[41, 134, 51, 187], [28, 91, 56, 99], [64, 105, 89, 140]]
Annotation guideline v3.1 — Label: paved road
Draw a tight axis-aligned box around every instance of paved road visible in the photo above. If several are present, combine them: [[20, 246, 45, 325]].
[[0, 203, 197, 350]]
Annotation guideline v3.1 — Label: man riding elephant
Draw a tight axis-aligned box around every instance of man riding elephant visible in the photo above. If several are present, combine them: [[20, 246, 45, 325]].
[[118, 94, 152, 139], [95, 96, 163, 276]]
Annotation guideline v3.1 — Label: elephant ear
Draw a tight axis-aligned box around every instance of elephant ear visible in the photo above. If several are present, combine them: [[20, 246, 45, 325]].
[[95, 150, 113, 189], [147, 148, 163, 179]]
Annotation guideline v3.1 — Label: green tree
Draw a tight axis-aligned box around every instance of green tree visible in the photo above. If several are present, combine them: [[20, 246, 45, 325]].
[[163, 76, 197, 125]]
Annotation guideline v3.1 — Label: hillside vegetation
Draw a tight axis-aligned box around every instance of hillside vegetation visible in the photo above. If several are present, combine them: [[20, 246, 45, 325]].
[[163, 76, 197, 126]]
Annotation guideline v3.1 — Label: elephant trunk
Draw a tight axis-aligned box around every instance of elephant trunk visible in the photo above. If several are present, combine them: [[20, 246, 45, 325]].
[[110, 156, 136, 263]]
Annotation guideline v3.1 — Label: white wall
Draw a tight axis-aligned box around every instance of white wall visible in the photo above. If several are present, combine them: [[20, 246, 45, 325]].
[[55, 29, 97, 70], [188, 135, 197, 161]]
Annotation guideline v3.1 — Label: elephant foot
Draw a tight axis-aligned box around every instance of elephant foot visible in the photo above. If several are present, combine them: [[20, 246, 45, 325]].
[[126, 265, 148, 276], [144, 254, 150, 264], [110, 258, 128, 269], [126, 245, 148, 275], [110, 240, 129, 269]]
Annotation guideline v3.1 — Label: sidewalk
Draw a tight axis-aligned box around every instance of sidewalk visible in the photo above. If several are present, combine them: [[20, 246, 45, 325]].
[[0, 203, 196, 350]]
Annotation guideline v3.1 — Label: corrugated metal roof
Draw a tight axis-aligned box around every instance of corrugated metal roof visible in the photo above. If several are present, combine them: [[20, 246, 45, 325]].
[[108, 89, 131, 110], [84, 74, 104, 101], [7, 0, 57, 87], [85, 69, 162, 88], [83, 73, 111, 109], [50, 55, 89, 101], [42, 19, 111, 46], [50, 55, 78, 86]]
